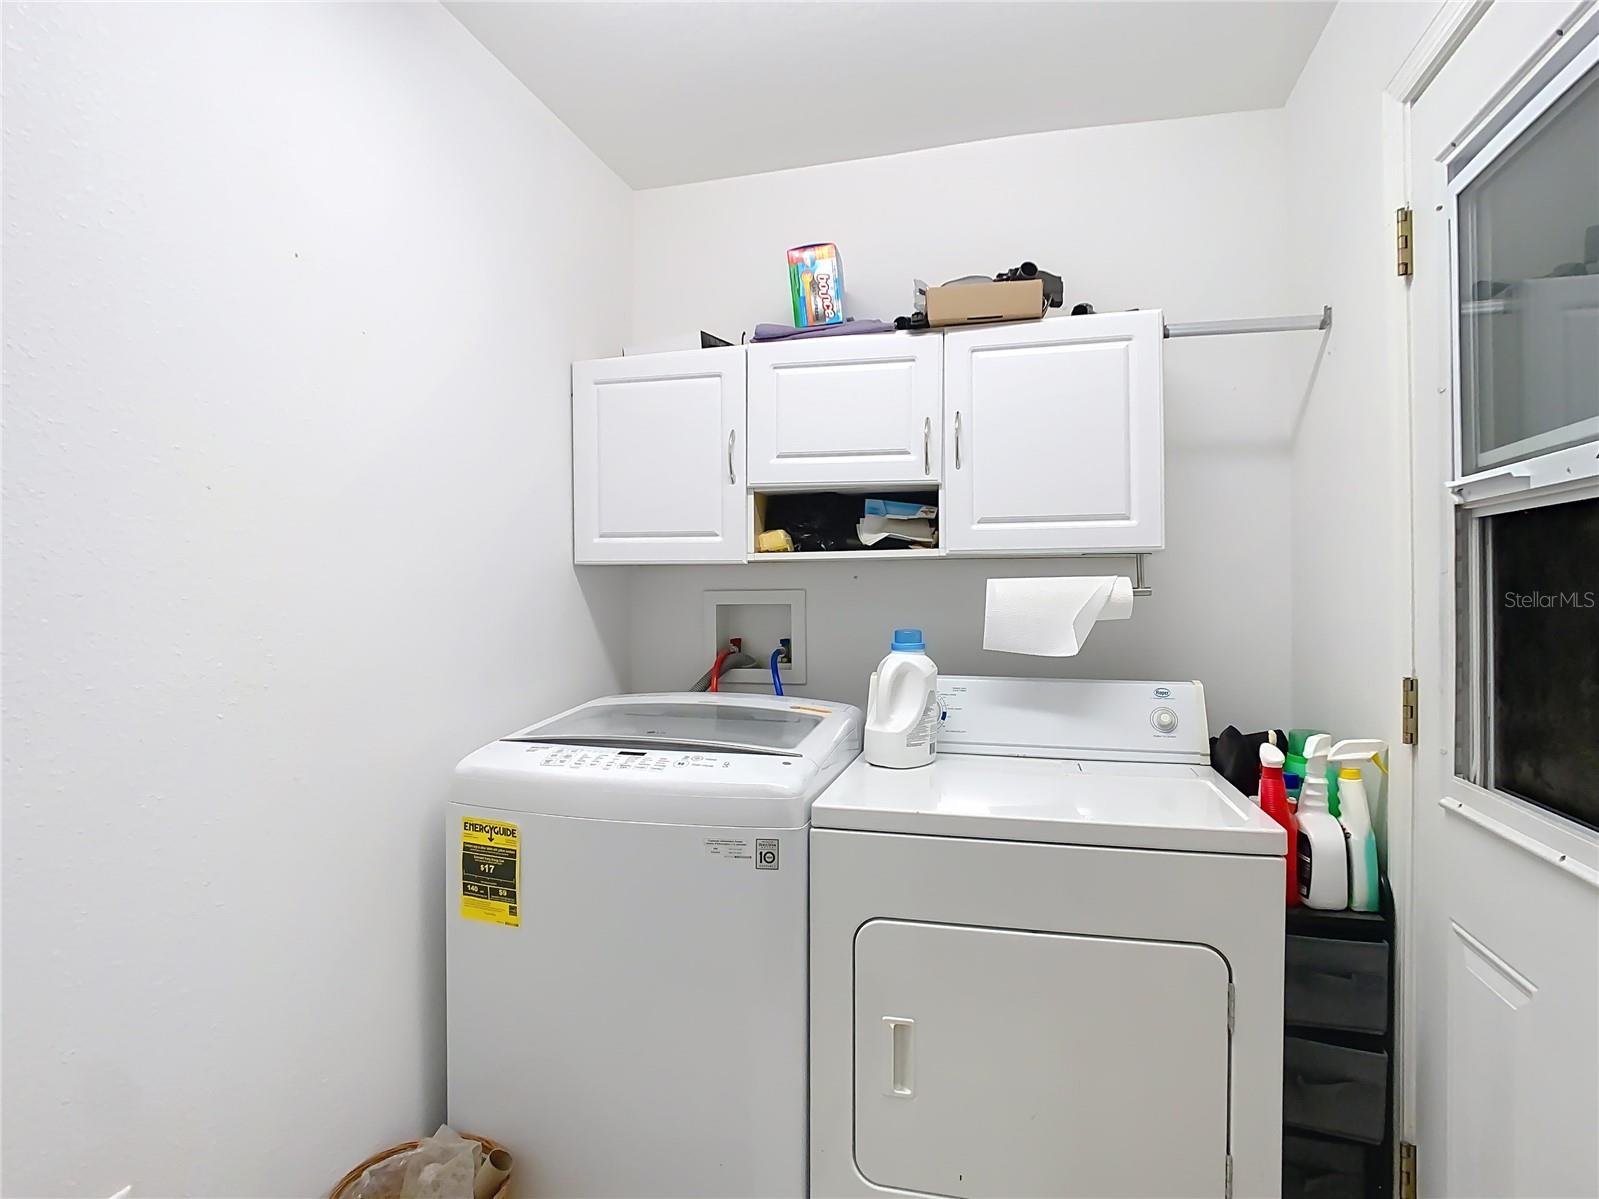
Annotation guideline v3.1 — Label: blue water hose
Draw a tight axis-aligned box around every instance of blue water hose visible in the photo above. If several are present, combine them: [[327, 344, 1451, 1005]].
[[769, 647, 785, 696]]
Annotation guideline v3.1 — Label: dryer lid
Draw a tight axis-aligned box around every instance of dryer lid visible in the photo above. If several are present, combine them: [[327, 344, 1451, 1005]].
[[812, 756, 1286, 855]]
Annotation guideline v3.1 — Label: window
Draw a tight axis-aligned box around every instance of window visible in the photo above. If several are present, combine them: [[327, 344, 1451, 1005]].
[[1457, 499, 1599, 829], [1455, 59, 1599, 477]]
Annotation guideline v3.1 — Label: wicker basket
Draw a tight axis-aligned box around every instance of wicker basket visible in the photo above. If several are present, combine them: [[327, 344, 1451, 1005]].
[[329, 1133, 512, 1199]]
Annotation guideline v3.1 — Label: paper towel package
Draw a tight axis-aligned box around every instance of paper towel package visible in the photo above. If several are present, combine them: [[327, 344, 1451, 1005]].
[[983, 576, 1135, 657]]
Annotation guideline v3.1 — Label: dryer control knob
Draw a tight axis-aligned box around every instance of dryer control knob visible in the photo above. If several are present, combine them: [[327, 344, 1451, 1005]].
[[1150, 707, 1179, 734]]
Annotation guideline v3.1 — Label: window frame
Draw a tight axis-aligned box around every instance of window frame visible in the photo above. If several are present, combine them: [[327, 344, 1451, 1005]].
[[1446, 32, 1599, 828]]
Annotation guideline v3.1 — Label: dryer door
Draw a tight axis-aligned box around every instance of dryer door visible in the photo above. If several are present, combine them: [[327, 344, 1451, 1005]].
[[854, 920, 1231, 1198]]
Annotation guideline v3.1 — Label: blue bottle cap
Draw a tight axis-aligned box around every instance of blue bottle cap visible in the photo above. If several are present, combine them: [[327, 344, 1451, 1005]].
[[891, 628, 925, 652]]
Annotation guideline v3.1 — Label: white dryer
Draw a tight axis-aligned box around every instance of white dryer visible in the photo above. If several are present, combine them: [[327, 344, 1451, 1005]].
[[810, 677, 1287, 1199], [447, 693, 861, 1199]]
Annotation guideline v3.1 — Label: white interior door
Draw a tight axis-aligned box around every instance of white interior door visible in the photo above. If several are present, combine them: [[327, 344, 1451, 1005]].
[[745, 333, 941, 486], [572, 348, 746, 563], [942, 311, 1164, 554], [852, 920, 1230, 1199], [1407, 8, 1599, 1196]]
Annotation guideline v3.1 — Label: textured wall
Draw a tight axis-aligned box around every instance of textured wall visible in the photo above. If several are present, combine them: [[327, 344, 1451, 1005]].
[[1, 4, 632, 1194]]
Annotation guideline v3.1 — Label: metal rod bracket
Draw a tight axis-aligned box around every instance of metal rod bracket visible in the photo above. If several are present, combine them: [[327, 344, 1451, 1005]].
[[1132, 553, 1151, 597]]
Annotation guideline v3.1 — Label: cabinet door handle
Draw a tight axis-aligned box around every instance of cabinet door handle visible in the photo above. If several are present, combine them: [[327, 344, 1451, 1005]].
[[954, 411, 962, 470], [727, 429, 737, 484], [883, 1016, 914, 1096], [923, 417, 931, 475]]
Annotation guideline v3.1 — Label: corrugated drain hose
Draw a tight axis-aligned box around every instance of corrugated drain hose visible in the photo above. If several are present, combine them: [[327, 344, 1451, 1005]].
[[689, 651, 759, 692]]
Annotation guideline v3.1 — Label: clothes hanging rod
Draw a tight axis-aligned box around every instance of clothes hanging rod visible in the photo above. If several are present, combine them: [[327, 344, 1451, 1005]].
[[1164, 305, 1332, 339]]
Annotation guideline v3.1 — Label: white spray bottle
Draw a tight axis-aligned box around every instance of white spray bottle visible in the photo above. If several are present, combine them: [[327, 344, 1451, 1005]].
[[1331, 739, 1386, 912], [1294, 734, 1349, 909]]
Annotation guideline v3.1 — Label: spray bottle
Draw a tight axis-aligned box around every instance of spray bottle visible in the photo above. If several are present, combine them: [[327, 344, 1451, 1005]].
[[1258, 744, 1300, 907], [1295, 734, 1349, 909], [1331, 739, 1386, 912]]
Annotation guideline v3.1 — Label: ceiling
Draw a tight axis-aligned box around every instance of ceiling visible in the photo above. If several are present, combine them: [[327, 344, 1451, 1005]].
[[447, 1, 1335, 189]]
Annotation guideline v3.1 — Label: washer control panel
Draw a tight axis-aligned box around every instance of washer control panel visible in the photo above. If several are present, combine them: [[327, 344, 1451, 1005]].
[[516, 745, 741, 775]]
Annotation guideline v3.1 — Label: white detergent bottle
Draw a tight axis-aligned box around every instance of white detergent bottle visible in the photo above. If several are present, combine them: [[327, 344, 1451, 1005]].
[[1295, 734, 1349, 909], [1331, 738, 1386, 912], [864, 628, 940, 769]]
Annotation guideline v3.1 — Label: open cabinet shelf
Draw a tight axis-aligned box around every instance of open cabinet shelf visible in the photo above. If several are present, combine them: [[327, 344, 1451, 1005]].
[[747, 548, 945, 563], [751, 487, 941, 561]]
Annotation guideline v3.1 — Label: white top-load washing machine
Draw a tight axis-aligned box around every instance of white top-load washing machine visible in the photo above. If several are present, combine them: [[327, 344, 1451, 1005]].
[[446, 692, 860, 1199], [810, 676, 1287, 1199]]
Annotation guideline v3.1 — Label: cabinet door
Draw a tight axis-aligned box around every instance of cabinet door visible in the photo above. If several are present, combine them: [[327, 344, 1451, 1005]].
[[943, 312, 1164, 553], [746, 333, 941, 486], [854, 919, 1230, 1198], [572, 349, 746, 564]]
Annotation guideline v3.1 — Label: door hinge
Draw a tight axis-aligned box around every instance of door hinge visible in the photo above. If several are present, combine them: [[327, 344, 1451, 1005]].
[[1226, 982, 1236, 1035], [1402, 676, 1419, 745], [1396, 207, 1414, 277], [1224, 1154, 1233, 1199], [1400, 1141, 1417, 1199]]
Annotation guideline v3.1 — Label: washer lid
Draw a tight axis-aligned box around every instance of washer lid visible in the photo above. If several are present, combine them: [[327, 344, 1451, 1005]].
[[811, 756, 1286, 855], [506, 693, 833, 756], [453, 693, 864, 828]]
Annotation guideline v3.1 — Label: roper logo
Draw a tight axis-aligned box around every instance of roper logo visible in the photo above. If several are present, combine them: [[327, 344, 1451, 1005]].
[[1154, 687, 1172, 699]]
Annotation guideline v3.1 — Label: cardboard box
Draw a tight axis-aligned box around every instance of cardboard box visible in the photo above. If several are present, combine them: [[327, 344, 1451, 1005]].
[[924, 279, 1046, 327]]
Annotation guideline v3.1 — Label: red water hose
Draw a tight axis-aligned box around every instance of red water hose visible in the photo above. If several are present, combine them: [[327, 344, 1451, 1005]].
[[708, 649, 732, 693]]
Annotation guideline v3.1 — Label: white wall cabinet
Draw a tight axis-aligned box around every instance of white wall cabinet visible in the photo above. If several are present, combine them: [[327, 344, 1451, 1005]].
[[572, 348, 746, 564], [746, 333, 942, 486], [572, 313, 1164, 563], [942, 310, 1165, 554]]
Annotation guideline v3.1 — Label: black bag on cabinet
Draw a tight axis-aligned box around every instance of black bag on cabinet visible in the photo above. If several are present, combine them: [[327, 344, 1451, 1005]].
[[1209, 725, 1288, 796]]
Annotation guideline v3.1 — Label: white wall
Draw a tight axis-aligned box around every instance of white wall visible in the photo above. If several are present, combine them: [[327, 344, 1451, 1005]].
[[1283, 3, 1438, 753], [628, 111, 1316, 730], [1, 5, 630, 1195]]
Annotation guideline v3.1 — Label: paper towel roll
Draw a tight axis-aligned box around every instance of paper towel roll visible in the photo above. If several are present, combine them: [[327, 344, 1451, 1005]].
[[982, 575, 1134, 657]]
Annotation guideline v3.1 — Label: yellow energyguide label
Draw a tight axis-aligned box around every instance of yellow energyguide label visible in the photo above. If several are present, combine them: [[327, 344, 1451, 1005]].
[[460, 817, 519, 927]]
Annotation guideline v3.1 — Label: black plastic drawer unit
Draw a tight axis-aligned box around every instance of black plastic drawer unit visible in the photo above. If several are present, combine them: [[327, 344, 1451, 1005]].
[[1284, 935, 1390, 1034], [1283, 1132, 1369, 1199], [1283, 1035, 1390, 1145]]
